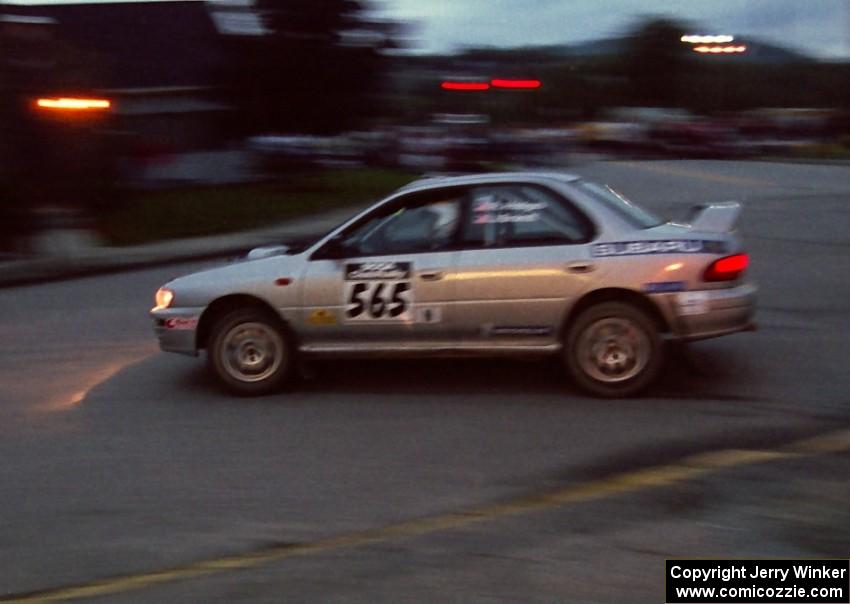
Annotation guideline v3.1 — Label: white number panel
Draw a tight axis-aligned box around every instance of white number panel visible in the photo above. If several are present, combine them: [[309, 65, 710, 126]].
[[344, 262, 413, 322]]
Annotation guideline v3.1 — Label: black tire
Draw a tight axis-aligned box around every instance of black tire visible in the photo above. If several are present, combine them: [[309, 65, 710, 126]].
[[564, 301, 663, 398], [207, 308, 293, 396]]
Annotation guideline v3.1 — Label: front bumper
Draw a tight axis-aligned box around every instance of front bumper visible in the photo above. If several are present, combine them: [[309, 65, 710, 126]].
[[150, 307, 205, 356], [655, 282, 757, 341]]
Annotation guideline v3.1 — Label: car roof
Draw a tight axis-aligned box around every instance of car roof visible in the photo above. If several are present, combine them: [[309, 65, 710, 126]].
[[395, 171, 582, 194]]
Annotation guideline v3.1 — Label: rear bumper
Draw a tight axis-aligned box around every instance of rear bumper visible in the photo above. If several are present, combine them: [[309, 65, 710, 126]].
[[654, 282, 757, 341], [150, 307, 204, 356]]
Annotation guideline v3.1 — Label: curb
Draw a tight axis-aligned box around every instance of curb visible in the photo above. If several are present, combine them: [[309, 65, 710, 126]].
[[0, 244, 252, 289], [749, 156, 850, 166], [0, 205, 362, 289]]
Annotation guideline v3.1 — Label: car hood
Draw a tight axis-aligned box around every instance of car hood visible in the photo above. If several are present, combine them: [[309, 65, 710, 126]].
[[165, 254, 304, 306]]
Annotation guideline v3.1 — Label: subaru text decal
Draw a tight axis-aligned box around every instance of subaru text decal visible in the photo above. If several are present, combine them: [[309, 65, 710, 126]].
[[592, 240, 726, 257]]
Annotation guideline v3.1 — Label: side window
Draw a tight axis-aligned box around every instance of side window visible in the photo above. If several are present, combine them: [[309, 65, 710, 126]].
[[342, 194, 461, 256], [463, 185, 592, 248]]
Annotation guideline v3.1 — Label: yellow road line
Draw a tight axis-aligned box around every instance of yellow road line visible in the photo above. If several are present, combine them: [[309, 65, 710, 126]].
[[5, 428, 850, 603], [784, 428, 850, 454], [618, 161, 780, 188], [682, 448, 794, 469]]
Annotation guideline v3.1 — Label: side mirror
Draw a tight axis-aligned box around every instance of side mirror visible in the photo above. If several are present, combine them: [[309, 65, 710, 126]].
[[246, 244, 290, 260]]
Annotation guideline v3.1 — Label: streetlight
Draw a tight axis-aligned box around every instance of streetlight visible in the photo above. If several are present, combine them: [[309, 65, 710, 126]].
[[681, 34, 746, 55]]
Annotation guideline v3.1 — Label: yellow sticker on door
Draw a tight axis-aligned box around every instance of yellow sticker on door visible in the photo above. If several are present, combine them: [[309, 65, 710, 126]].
[[308, 309, 338, 326]]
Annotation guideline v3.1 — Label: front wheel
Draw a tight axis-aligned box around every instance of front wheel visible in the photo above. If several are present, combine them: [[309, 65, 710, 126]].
[[208, 308, 293, 396], [564, 301, 663, 398]]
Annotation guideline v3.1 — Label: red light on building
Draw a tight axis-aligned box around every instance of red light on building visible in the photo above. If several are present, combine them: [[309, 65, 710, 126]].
[[490, 79, 541, 89], [441, 81, 490, 91], [35, 97, 111, 111]]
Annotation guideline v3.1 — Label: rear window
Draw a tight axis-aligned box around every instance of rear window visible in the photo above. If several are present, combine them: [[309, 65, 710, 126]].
[[577, 181, 664, 229]]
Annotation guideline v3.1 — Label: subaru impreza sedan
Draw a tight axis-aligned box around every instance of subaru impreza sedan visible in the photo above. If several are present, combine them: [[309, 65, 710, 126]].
[[151, 172, 756, 397]]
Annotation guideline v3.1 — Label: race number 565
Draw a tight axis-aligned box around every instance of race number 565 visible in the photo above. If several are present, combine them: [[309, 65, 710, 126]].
[[345, 281, 412, 321]]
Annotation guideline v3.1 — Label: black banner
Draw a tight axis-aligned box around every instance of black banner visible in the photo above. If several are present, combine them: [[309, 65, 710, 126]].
[[666, 560, 849, 603]]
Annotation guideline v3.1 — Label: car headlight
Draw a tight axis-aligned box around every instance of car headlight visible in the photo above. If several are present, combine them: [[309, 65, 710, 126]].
[[153, 287, 174, 311]]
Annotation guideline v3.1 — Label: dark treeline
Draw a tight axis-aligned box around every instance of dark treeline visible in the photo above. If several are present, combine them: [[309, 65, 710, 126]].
[[398, 18, 850, 125]]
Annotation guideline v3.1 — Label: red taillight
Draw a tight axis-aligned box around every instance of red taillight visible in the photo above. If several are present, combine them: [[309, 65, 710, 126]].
[[703, 253, 749, 282]]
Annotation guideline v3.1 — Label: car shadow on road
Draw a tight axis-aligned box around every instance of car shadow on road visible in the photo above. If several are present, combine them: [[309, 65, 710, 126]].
[[286, 340, 760, 402], [77, 338, 761, 413], [298, 357, 571, 397], [655, 339, 765, 403]]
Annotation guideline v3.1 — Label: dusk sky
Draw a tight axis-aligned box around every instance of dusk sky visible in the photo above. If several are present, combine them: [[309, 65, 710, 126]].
[[6, 0, 849, 60], [380, 0, 850, 60]]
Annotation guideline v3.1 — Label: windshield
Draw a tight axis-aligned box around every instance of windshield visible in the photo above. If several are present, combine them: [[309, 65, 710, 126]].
[[576, 181, 665, 229]]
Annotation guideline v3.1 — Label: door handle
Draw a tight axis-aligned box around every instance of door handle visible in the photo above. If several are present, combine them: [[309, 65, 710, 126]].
[[419, 270, 445, 281], [566, 262, 596, 274]]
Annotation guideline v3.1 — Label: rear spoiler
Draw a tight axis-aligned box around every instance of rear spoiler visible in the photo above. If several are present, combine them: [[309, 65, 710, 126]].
[[686, 201, 741, 233]]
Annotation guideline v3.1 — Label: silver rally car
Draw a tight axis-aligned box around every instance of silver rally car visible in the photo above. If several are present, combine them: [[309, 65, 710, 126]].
[[151, 172, 756, 397]]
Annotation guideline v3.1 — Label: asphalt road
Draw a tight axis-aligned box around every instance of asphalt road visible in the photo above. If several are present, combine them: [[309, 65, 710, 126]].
[[1, 160, 849, 603]]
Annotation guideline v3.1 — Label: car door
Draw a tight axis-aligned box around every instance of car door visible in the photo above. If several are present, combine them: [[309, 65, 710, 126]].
[[299, 189, 463, 350], [452, 183, 597, 347]]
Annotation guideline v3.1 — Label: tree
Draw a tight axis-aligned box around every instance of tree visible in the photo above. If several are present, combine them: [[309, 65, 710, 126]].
[[625, 18, 689, 107], [241, 0, 396, 134]]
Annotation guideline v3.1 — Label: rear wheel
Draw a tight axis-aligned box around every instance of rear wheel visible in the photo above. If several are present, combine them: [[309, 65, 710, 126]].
[[565, 301, 663, 397], [208, 308, 292, 396]]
